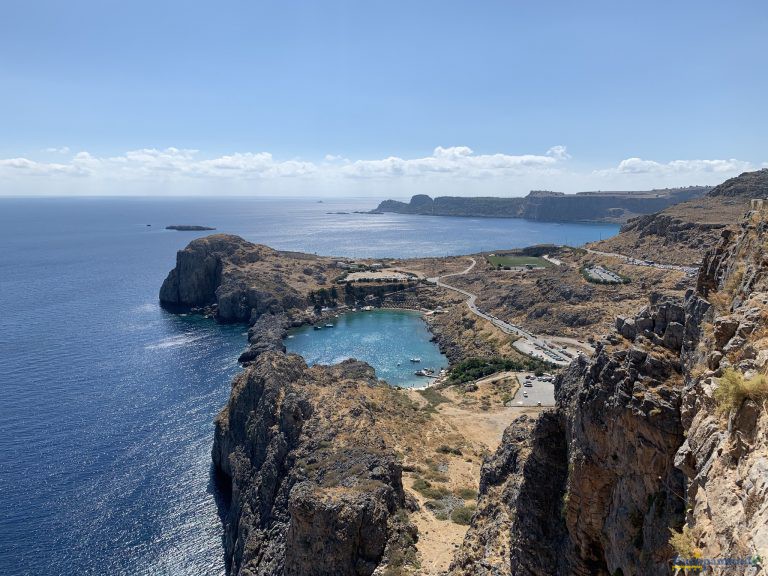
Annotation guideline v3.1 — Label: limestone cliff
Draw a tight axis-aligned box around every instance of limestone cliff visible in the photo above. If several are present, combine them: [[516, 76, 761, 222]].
[[375, 187, 708, 224], [452, 202, 768, 575], [159, 234, 320, 323], [213, 352, 418, 576]]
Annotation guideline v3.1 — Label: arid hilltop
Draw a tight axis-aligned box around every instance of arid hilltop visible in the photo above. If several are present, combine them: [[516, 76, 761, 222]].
[[589, 169, 768, 266]]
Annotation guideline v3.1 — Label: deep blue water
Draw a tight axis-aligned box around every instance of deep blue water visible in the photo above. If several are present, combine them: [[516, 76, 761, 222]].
[[285, 309, 448, 388], [0, 197, 618, 575]]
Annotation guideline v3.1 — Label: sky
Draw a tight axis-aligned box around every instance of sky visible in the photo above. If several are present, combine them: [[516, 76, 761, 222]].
[[1, 0, 766, 197]]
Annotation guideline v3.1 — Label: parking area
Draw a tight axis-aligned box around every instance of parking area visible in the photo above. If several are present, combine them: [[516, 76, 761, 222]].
[[506, 372, 556, 407], [583, 265, 626, 284]]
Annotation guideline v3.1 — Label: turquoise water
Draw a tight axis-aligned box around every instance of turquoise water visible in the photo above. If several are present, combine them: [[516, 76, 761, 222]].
[[284, 310, 448, 388]]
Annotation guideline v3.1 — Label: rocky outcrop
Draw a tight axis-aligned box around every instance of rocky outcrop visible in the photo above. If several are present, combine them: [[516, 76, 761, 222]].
[[237, 312, 289, 363], [452, 202, 768, 574], [213, 352, 417, 575], [159, 234, 304, 323], [708, 168, 768, 198], [617, 211, 728, 262], [555, 331, 687, 576], [450, 413, 568, 576], [374, 187, 709, 224], [673, 205, 768, 566]]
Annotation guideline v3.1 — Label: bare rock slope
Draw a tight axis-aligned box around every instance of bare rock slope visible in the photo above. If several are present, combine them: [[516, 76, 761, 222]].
[[213, 353, 418, 576], [590, 169, 768, 266], [453, 201, 768, 574]]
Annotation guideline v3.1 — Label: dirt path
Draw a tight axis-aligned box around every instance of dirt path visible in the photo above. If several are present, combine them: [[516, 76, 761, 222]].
[[401, 375, 545, 574]]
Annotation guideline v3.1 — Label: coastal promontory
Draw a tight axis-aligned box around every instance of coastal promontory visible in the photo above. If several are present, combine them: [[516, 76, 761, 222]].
[[375, 186, 710, 224]]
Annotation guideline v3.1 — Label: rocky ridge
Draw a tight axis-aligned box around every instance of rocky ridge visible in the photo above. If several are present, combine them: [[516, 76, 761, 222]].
[[451, 201, 768, 575]]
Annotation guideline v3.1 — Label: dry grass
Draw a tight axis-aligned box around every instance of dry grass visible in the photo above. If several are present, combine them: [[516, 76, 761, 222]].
[[669, 526, 702, 559], [714, 368, 768, 415]]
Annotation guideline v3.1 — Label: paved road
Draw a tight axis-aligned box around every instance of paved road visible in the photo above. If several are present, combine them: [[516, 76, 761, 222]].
[[428, 259, 573, 366], [584, 247, 699, 275]]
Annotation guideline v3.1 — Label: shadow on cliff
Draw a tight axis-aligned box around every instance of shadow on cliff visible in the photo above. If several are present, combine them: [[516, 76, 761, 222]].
[[208, 463, 233, 566]]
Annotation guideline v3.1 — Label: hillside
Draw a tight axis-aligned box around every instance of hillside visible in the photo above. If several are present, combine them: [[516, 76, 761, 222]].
[[590, 169, 768, 266], [374, 186, 710, 224], [451, 201, 768, 575]]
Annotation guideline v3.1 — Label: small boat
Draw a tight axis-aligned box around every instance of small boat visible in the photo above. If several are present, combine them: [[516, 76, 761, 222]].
[[314, 325, 323, 330], [325, 324, 334, 328], [414, 369, 429, 376], [409, 357, 421, 363]]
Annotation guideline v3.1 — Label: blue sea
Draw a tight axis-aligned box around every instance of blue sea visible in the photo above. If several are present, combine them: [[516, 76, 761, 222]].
[[0, 197, 618, 575]]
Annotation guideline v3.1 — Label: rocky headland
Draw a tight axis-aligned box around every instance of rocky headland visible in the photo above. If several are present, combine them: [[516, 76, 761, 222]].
[[374, 186, 710, 224]]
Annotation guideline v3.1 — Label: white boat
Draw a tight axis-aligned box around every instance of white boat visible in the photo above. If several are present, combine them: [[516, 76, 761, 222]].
[[325, 324, 334, 328], [409, 357, 421, 363]]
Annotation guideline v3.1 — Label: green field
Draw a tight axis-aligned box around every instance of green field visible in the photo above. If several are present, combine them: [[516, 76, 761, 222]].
[[486, 254, 554, 268]]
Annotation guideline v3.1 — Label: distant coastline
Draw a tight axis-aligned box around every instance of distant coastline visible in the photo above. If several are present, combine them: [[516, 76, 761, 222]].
[[372, 186, 711, 224]]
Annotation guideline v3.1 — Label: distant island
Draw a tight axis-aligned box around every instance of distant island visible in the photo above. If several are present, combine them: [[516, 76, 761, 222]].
[[165, 225, 216, 231], [373, 186, 712, 223]]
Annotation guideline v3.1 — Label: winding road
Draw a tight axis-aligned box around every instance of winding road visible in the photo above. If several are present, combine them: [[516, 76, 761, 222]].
[[427, 259, 576, 366], [584, 247, 699, 275]]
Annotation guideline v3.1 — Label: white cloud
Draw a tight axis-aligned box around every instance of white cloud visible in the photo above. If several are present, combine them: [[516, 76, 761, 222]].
[[598, 157, 753, 176], [337, 146, 563, 180], [0, 146, 762, 196], [0, 145, 567, 184], [546, 145, 570, 160], [43, 146, 70, 154]]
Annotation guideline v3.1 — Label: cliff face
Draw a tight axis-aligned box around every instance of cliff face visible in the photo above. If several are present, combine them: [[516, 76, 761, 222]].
[[374, 187, 709, 224], [453, 203, 768, 575], [676, 208, 768, 563], [159, 234, 317, 323], [213, 352, 417, 576]]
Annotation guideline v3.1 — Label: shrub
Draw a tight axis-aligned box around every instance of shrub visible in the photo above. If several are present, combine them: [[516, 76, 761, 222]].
[[412, 478, 450, 500], [450, 504, 476, 525], [714, 368, 768, 415], [448, 356, 553, 384], [455, 487, 478, 500], [668, 526, 701, 559], [418, 388, 449, 408]]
